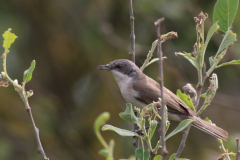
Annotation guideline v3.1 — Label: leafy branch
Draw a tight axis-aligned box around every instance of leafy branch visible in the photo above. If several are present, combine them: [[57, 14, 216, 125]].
[[1, 28, 49, 160], [102, 103, 193, 160], [94, 112, 114, 160], [174, 0, 239, 158]]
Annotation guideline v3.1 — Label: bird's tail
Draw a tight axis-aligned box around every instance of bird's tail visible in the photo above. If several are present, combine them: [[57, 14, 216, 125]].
[[190, 116, 228, 141]]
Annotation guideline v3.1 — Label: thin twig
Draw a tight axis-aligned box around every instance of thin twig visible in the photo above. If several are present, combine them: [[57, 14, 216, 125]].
[[155, 18, 168, 160], [127, 0, 135, 63], [174, 126, 191, 159], [27, 108, 49, 160], [236, 138, 240, 160], [2, 54, 49, 160], [217, 139, 231, 160], [133, 122, 139, 160], [127, 1, 138, 159]]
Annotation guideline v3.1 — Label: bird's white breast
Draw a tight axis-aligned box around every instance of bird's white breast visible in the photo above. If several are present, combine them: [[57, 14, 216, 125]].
[[111, 70, 146, 108]]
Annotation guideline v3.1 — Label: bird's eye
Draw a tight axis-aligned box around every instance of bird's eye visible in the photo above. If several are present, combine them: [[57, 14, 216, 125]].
[[116, 65, 121, 69]]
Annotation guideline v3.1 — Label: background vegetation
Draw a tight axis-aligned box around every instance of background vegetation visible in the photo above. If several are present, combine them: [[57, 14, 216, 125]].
[[0, 0, 239, 160]]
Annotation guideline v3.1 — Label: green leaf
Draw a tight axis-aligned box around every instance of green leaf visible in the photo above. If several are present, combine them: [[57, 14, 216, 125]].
[[94, 112, 110, 133], [102, 124, 140, 137], [175, 52, 199, 70], [216, 31, 237, 56], [201, 93, 207, 98], [119, 103, 139, 125], [154, 155, 162, 160], [229, 152, 236, 157], [2, 28, 17, 54], [149, 120, 157, 140], [176, 159, 189, 160], [202, 22, 220, 60], [209, 57, 214, 68], [177, 90, 196, 112], [213, 0, 239, 32], [168, 153, 176, 160], [23, 60, 36, 84], [98, 149, 108, 157], [166, 121, 170, 134], [204, 117, 211, 123], [217, 59, 240, 68], [165, 119, 194, 140], [135, 148, 150, 160]]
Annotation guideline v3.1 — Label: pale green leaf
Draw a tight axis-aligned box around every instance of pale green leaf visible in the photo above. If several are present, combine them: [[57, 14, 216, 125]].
[[177, 90, 196, 112], [23, 60, 36, 84], [2, 28, 17, 54], [154, 155, 162, 160], [119, 103, 139, 125], [94, 112, 110, 133], [209, 57, 214, 67], [149, 120, 157, 140], [202, 22, 220, 59], [204, 117, 211, 123], [176, 159, 189, 160], [175, 52, 199, 70], [201, 93, 207, 98], [98, 149, 108, 157], [165, 119, 194, 140], [135, 148, 150, 160], [217, 59, 240, 68], [213, 0, 239, 32], [216, 31, 237, 56], [102, 124, 140, 137], [168, 153, 176, 160]]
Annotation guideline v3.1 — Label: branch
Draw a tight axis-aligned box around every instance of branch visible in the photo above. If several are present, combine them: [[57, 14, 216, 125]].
[[155, 18, 168, 160], [1, 54, 49, 160], [175, 12, 207, 159], [217, 139, 231, 160], [127, 0, 138, 158], [236, 138, 240, 160], [27, 108, 49, 160], [140, 31, 177, 71], [174, 126, 191, 159], [127, 0, 135, 63]]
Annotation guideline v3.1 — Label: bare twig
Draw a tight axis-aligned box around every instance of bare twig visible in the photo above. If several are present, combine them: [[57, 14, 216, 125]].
[[126, 0, 138, 158], [27, 108, 49, 160], [236, 138, 240, 160], [127, 0, 135, 63], [2, 54, 49, 160], [133, 118, 139, 160], [155, 18, 168, 160], [175, 126, 191, 159], [126, 1, 138, 159]]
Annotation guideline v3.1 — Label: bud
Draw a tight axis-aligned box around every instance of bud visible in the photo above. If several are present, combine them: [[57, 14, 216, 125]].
[[13, 79, 19, 87], [26, 90, 34, 97], [1, 72, 6, 78]]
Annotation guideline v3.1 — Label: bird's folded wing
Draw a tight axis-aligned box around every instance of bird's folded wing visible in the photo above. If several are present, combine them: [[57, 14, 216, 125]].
[[133, 76, 195, 116]]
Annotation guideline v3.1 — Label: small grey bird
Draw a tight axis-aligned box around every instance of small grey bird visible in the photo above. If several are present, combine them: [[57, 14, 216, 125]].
[[97, 59, 228, 140]]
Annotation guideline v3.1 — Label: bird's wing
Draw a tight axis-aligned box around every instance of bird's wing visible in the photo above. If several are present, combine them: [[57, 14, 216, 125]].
[[133, 75, 195, 116]]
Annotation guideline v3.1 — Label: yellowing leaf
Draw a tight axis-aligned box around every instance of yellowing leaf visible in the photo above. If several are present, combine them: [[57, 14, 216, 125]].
[[2, 28, 17, 54]]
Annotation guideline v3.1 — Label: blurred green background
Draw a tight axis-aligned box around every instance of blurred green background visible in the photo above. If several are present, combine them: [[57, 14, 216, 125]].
[[0, 0, 239, 159]]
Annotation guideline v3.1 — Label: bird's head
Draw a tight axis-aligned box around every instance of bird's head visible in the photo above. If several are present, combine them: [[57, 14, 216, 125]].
[[97, 59, 141, 81]]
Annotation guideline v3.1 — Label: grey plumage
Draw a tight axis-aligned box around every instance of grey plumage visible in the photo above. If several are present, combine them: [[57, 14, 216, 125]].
[[98, 59, 228, 141]]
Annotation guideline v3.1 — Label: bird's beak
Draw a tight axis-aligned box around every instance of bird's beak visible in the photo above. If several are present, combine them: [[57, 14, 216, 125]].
[[97, 64, 110, 70]]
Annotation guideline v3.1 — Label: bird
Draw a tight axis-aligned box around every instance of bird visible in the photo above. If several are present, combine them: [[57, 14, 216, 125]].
[[97, 59, 228, 141]]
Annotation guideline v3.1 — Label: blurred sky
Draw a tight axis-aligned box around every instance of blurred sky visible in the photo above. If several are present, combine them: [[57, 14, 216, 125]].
[[0, 0, 240, 160]]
